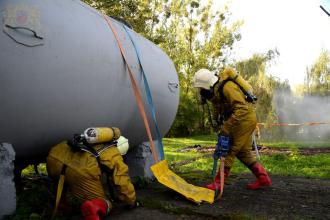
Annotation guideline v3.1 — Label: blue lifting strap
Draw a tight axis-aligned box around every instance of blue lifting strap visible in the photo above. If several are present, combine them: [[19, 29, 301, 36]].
[[123, 25, 165, 160]]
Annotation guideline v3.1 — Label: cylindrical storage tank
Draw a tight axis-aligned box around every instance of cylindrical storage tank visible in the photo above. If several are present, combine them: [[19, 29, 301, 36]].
[[0, 0, 179, 163]]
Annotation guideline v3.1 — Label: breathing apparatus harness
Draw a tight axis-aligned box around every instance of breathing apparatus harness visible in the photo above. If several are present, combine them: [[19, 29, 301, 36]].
[[218, 75, 257, 104], [51, 134, 118, 219], [68, 134, 117, 158], [69, 134, 118, 197], [200, 73, 257, 105]]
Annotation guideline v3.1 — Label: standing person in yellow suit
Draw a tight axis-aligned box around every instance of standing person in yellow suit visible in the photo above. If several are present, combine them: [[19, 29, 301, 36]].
[[47, 127, 138, 220], [193, 68, 272, 190]]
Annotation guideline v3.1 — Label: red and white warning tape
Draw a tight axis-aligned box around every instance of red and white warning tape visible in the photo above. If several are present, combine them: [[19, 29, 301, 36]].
[[257, 122, 330, 127]]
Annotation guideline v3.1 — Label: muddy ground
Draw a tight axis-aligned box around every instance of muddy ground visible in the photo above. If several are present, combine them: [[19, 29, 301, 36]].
[[108, 174, 330, 220], [10, 147, 330, 220], [108, 147, 330, 220]]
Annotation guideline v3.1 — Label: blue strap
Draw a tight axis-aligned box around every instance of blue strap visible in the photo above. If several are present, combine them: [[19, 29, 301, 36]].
[[123, 26, 165, 160]]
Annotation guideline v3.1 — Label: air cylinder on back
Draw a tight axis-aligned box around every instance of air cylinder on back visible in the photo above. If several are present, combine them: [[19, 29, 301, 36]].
[[0, 0, 179, 163]]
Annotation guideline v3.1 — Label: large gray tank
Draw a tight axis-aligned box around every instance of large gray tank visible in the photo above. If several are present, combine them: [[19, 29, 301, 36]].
[[0, 0, 179, 164]]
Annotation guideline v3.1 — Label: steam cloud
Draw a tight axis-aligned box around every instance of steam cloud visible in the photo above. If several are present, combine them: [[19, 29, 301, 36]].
[[273, 90, 330, 141]]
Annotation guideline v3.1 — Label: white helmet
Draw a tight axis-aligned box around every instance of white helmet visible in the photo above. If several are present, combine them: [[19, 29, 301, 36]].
[[117, 136, 129, 155], [193, 69, 218, 90]]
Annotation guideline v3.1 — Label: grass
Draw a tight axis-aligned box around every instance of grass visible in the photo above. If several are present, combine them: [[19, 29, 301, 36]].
[[163, 134, 216, 151], [258, 153, 330, 178], [259, 141, 330, 148], [163, 135, 330, 179], [18, 135, 330, 180]]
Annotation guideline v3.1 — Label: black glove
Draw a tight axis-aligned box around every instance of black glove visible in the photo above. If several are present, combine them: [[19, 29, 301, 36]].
[[125, 200, 141, 210], [216, 114, 224, 126]]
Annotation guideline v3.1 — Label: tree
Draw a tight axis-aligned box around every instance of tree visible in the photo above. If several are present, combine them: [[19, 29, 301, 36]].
[[304, 50, 330, 96], [156, 0, 242, 136], [82, 0, 242, 136], [235, 49, 290, 123], [235, 50, 291, 141], [82, 0, 159, 39]]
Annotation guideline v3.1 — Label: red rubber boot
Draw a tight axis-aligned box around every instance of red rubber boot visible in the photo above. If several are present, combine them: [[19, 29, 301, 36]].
[[247, 162, 272, 190], [81, 198, 109, 220], [205, 167, 230, 191]]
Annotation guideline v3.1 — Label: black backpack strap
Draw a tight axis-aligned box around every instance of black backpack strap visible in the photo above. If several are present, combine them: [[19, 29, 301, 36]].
[[67, 140, 116, 200], [218, 78, 233, 101], [218, 77, 257, 103], [98, 163, 116, 201], [83, 143, 116, 201]]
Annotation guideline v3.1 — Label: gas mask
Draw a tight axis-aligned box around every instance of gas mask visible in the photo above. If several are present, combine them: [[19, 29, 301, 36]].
[[200, 88, 215, 104]]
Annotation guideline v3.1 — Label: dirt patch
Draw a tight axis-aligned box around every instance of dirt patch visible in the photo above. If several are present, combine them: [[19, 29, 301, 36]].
[[173, 146, 330, 167], [178, 145, 330, 156], [107, 146, 330, 220], [257, 146, 330, 156], [109, 174, 330, 220], [12, 173, 330, 220], [9, 146, 330, 220]]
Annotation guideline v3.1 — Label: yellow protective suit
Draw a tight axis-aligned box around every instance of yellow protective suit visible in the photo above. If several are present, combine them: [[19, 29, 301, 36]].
[[210, 68, 257, 169], [47, 141, 136, 209]]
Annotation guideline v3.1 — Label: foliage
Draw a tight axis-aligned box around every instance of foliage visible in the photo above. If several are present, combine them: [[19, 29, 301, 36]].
[[167, 90, 202, 136], [21, 164, 47, 176], [82, 0, 242, 136], [82, 0, 157, 39], [235, 50, 290, 123], [234, 50, 292, 140], [304, 50, 330, 96], [272, 50, 330, 142], [80, 1, 329, 141], [5, 176, 55, 220], [156, 0, 242, 136]]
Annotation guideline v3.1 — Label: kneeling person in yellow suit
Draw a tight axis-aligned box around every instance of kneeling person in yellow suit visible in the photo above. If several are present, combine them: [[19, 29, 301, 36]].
[[47, 127, 137, 220]]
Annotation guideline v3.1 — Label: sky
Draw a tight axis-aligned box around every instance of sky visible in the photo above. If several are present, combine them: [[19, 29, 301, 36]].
[[213, 0, 330, 88]]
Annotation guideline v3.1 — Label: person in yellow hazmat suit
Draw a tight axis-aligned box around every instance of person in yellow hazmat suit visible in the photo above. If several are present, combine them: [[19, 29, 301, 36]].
[[47, 127, 138, 220], [192, 68, 272, 190]]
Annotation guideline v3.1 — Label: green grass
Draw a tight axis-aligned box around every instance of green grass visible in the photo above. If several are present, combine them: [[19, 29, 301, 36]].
[[20, 135, 329, 179], [258, 153, 330, 178], [163, 135, 330, 179], [164, 135, 330, 149], [165, 151, 204, 164], [163, 134, 216, 152], [259, 141, 330, 148]]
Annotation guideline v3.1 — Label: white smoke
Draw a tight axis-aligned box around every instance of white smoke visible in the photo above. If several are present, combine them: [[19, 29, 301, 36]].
[[273, 90, 330, 141]]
